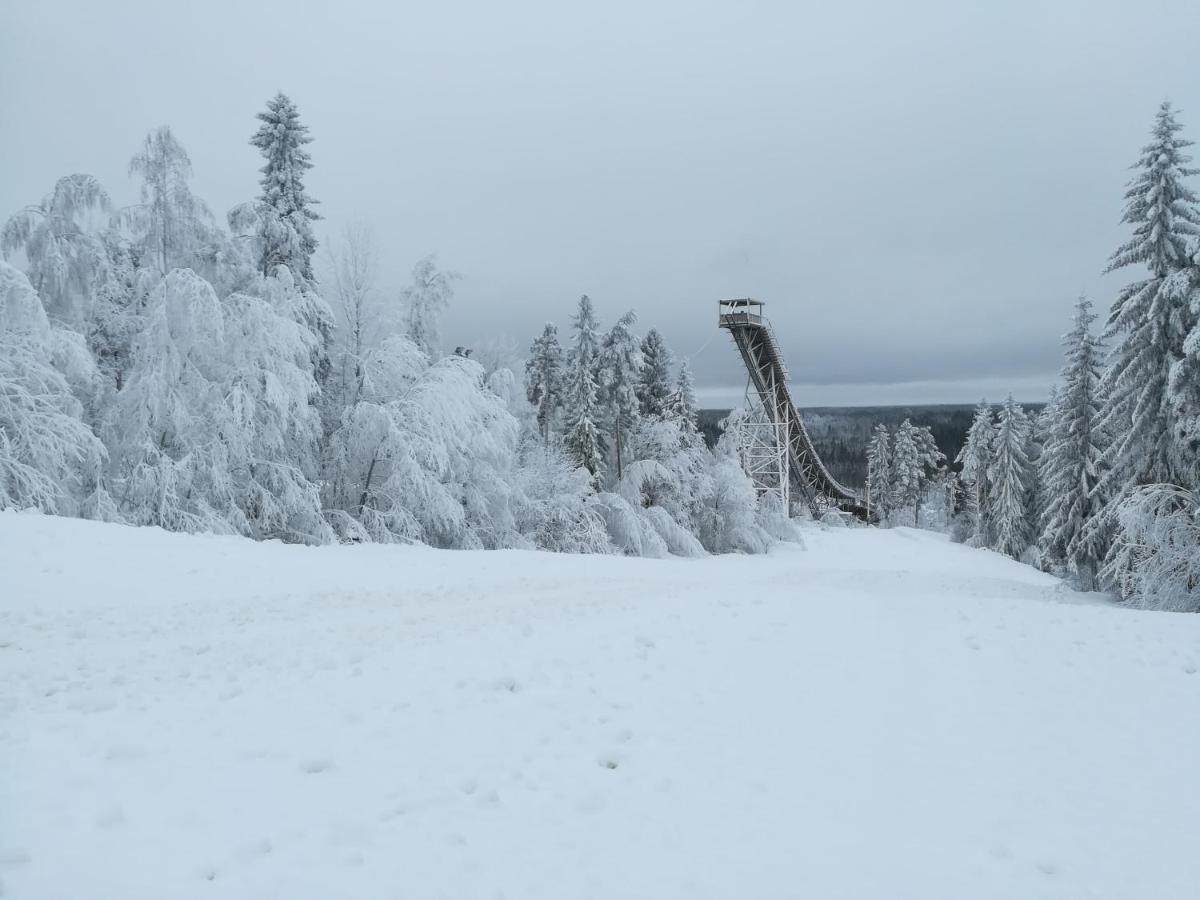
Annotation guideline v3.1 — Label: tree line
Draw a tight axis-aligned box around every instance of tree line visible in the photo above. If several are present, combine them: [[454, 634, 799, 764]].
[[0, 93, 799, 557], [865, 102, 1200, 611]]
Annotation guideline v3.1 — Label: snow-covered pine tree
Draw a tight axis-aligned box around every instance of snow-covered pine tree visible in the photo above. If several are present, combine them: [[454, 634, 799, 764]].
[[865, 423, 892, 522], [989, 395, 1034, 559], [2, 174, 112, 326], [1028, 385, 1058, 553], [400, 254, 457, 360], [956, 400, 996, 546], [637, 328, 673, 419], [1039, 298, 1107, 588], [1098, 101, 1200, 496], [670, 359, 699, 431], [524, 323, 565, 444], [911, 424, 945, 526], [562, 295, 604, 481], [125, 127, 219, 279], [598, 310, 641, 479], [890, 419, 921, 522], [249, 93, 321, 283]]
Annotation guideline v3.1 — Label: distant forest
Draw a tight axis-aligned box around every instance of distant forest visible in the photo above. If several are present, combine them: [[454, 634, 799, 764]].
[[698, 404, 1044, 490]]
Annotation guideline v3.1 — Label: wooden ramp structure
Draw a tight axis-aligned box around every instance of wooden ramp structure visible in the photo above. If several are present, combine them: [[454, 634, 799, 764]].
[[718, 298, 868, 520]]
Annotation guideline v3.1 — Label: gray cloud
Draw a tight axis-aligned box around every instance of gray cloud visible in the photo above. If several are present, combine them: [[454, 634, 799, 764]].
[[3, 0, 1197, 404]]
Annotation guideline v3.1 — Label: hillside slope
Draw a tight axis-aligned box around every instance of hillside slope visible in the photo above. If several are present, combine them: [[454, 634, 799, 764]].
[[2, 513, 1198, 899]]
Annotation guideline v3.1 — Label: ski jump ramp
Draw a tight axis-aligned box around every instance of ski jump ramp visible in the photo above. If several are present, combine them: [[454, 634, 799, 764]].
[[718, 298, 867, 520]]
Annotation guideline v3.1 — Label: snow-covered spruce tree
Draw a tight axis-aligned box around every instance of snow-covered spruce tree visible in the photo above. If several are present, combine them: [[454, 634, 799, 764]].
[[0, 262, 110, 517], [989, 395, 1034, 560], [636, 327, 674, 418], [524, 323, 565, 444], [1097, 101, 1200, 497], [911, 423, 945, 527], [1027, 385, 1058, 552], [865, 423, 892, 522], [956, 400, 996, 546], [400, 254, 457, 360], [125, 127, 220, 280], [670, 359, 699, 430], [1166, 259, 1200, 489], [1039, 298, 1107, 588], [889, 419, 921, 524], [2, 174, 112, 326], [249, 93, 320, 283], [598, 310, 641, 480], [562, 295, 604, 481]]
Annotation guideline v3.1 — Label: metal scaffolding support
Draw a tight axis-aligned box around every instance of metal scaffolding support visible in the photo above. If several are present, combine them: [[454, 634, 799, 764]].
[[718, 298, 868, 520]]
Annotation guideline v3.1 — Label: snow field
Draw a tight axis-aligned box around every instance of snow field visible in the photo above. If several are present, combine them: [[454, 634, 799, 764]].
[[2, 513, 1199, 899]]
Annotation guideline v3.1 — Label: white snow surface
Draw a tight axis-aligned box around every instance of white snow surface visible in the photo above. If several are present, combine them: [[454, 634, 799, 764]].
[[2, 512, 1199, 899]]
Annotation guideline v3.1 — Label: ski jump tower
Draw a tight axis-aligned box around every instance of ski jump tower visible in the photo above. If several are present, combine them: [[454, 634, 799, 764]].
[[718, 298, 867, 519]]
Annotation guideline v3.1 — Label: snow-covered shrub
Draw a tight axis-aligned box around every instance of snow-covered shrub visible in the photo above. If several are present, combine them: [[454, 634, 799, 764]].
[[511, 439, 612, 554], [1104, 484, 1200, 611], [593, 491, 669, 557]]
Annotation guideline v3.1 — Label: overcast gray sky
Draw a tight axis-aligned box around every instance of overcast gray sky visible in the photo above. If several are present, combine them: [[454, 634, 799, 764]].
[[4, 0, 1198, 407]]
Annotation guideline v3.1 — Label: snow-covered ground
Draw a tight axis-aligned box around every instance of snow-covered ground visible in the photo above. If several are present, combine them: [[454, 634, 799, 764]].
[[2, 513, 1199, 899]]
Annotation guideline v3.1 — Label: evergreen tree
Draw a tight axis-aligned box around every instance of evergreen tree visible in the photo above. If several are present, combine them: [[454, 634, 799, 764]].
[[524, 323, 565, 444], [671, 359, 699, 430], [890, 419, 921, 521], [562, 295, 603, 480], [1040, 298, 1107, 588], [250, 93, 320, 283], [989, 395, 1034, 559], [911, 423, 945, 526], [1097, 101, 1200, 495], [865, 423, 892, 522], [598, 310, 641, 479], [956, 400, 996, 546], [637, 328, 673, 418]]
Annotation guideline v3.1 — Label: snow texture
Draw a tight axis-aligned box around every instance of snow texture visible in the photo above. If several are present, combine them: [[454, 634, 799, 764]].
[[4, 513, 1200, 899]]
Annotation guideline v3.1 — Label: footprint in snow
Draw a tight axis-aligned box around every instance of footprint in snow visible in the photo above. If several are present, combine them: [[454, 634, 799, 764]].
[[299, 758, 334, 774]]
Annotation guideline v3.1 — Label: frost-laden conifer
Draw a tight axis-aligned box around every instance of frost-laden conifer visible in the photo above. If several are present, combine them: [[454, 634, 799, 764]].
[[598, 310, 642, 479], [1098, 101, 1200, 495], [889, 419, 921, 522], [865, 423, 892, 522], [911, 423, 945, 526], [1039, 298, 1107, 587], [956, 400, 996, 546], [671, 359, 699, 431], [249, 93, 321, 283], [562, 295, 604, 481], [989, 395, 1034, 559], [524, 323, 565, 444], [636, 328, 674, 419]]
